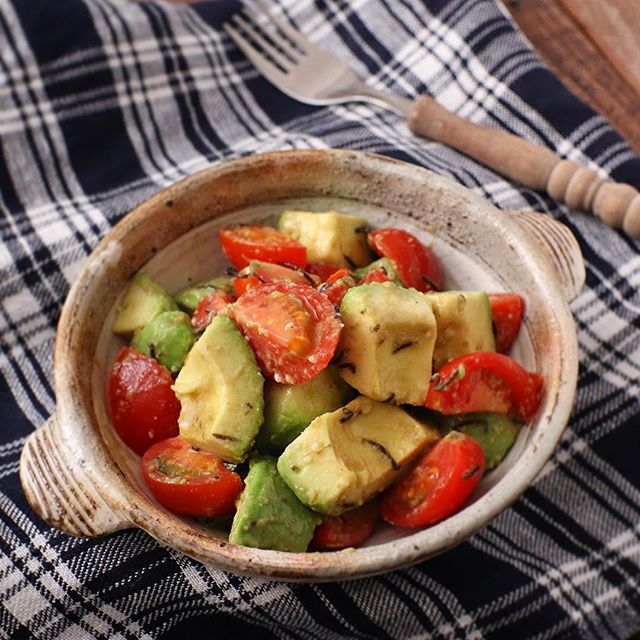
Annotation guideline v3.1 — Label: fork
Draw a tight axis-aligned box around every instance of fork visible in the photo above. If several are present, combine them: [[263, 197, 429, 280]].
[[224, 3, 640, 237]]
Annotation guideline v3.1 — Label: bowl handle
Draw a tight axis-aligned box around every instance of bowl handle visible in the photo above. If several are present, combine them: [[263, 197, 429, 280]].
[[506, 210, 586, 302], [20, 415, 131, 537]]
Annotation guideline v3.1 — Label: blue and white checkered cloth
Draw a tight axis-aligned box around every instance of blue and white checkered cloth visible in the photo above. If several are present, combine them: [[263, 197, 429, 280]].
[[1, 0, 639, 637]]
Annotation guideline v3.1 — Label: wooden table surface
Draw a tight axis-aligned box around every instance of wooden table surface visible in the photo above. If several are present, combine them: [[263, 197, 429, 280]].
[[505, 0, 640, 155]]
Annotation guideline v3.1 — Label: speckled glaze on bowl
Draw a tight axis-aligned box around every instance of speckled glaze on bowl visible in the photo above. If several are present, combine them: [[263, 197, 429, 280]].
[[19, 149, 584, 581]]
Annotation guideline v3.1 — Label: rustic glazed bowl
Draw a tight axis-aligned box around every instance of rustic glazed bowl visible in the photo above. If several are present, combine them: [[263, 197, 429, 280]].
[[19, 149, 584, 581]]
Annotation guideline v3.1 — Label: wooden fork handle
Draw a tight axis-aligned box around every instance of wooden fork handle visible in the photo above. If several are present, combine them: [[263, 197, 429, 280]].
[[407, 95, 640, 237]]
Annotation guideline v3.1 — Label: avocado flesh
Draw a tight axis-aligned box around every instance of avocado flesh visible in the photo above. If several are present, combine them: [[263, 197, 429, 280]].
[[337, 282, 437, 405], [112, 272, 177, 338], [173, 276, 234, 313], [355, 258, 401, 284], [278, 396, 440, 516], [256, 366, 355, 454], [278, 210, 373, 268], [229, 457, 320, 552], [173, 315, 264, 464], [428, 291, 495, 370], [132, 310, 195, 374], [442, 412, 519, 470]]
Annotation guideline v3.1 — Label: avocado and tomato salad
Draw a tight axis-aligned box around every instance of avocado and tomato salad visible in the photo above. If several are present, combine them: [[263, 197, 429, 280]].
[[107, 210, 542, 552]]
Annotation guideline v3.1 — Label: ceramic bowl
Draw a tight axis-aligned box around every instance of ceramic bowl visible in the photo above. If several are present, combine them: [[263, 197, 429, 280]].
[[19, 149, 584, 581]]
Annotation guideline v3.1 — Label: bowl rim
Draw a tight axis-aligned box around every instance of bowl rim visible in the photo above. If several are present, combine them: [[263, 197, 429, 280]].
[[44, 149, 578, 580]]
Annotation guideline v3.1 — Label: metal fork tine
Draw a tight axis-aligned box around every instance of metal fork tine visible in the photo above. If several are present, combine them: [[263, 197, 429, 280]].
[[247, 0, 310, 52], [231, 13, 297, 72], [224, 22, 289, 84]]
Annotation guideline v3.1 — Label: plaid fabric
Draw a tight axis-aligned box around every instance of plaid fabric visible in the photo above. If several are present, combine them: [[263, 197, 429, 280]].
[[1, 0, 639, 637]]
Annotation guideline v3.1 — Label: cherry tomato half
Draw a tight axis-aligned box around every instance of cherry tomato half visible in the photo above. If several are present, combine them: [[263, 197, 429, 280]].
[[108, 347, 180, 455], [360, 267, 391, 284], [318, 268, 357, 306], [142, 437, 243, 518], [229, 281, 342, 384], [233, 260, 318, 297], [305, 261, 342, 281], [312, 501, 379, 550], [191, 291, 234, 331], [489, 293, 524, 353], [368, 228, 441, 292], [219, 225, 307, 270], [425, 352, 543, 422], [380, 431, 484, 528]]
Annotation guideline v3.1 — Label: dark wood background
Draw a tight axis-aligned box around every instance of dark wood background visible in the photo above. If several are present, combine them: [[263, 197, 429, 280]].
[[505, 0, 640, 154]]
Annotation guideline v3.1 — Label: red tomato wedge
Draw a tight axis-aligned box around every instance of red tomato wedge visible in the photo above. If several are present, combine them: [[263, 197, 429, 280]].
[[361, 267, 391, 284], [425, 352, 543, 422], [219, 225, 306, 270], [233, 260, 318, 297], [108, 347, 180, 455], [305, 261, 342, 281], [191, 291, 234, 331], [318, 268, 357, 306], [380, 432, 485, 528], [229, 281, 342, 384], [489, 293, 524, 353], [142, 437, 243, 518], [312, 501, 379, 550], [368, 228, 441, 292]]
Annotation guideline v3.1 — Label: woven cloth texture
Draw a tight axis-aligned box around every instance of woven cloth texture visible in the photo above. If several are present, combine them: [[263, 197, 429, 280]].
[[1, 0, 639, 638]]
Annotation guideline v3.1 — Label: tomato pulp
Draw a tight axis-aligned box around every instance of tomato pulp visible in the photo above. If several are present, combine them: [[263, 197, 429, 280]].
[[368, 228, 441, 292], [142, 437, 243, 518], [219, 225, 306, 270], [380, 432, 485, 528], [425, 351, 543, 422], [229, 281, 342, 384], [312, 501, 379, 550]]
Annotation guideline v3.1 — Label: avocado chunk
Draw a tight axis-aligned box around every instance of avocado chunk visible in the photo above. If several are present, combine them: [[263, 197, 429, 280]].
[[112, 272, 177, 338], [256, 366, 355, 454], [229, 457, 320, 552], [336, 282, 437, 405], [278, 396, 440, 515], [278, 210, 373, 268], [174, 276, 234, 313], [428, 291, 495, 370], [355, 258, 402, 284], [131, 310, 195, 374], [442, 412, 519, 470], [173, 315, 264, 463]]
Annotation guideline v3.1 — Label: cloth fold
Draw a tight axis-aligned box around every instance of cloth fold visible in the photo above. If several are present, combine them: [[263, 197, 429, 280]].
[[1, 0, 639, 637]]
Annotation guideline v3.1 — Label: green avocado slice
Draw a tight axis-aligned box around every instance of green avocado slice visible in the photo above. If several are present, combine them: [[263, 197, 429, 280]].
[[112, 272, 176, 338], [255, 366, 355, 454], [132, 310, 195, 374], [229, 457, 320, 552], [441, 412, 520, 470]]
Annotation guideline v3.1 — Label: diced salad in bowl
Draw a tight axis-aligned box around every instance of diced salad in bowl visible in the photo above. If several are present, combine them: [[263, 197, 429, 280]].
[[107, 210, 543, 553]]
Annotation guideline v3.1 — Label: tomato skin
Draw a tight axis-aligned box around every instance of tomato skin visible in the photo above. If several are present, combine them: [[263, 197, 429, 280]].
[[108, 347, 180, 455], [489, 293, 524, 353], [312, 501, 379, 550], [318, 268, 357, 306], [368, 228, 441, 292], [142, 437, 243, 518], [229, 281, 342, 384], [305, 261, 342, 281], [219, 225, 307, 270], [380, 432, 484, 528], [233, 260, 319, 297], [361, 267, 391, 284], [425, 352, 543, 422], [191, 291, 234, 331]]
